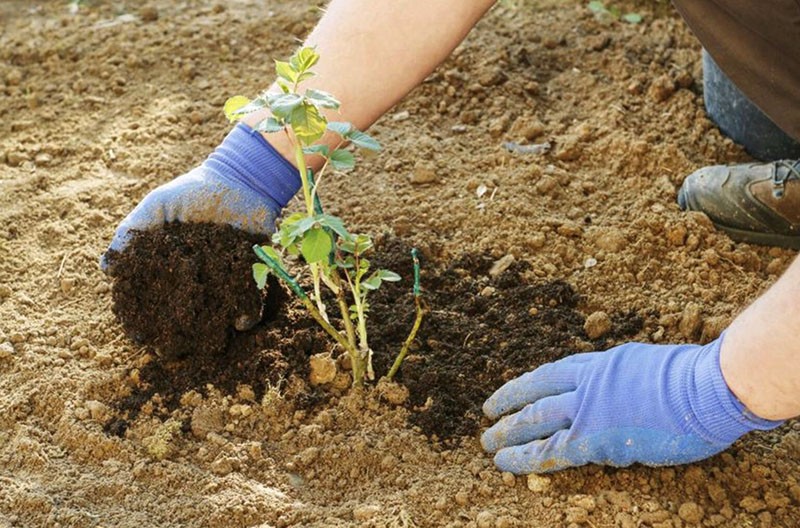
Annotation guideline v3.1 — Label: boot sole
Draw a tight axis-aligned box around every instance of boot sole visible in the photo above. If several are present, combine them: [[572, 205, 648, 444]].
[[714, 224, 800, 250]]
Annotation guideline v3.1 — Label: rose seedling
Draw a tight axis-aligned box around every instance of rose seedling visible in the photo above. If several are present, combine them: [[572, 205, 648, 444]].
[[225, 47, 424, 387]]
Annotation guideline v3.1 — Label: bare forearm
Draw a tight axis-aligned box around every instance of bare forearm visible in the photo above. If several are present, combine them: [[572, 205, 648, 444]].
[[243, 0, 496, 168], [721, 255, 800, 420]]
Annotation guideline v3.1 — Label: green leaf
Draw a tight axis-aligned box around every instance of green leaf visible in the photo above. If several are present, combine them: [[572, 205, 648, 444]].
[[303, 144, 330, 157], [257, 117, 285, 133], [330, 149, 355, 170], [587, 1, 607, 14], [305, 88, 341, 110], [223, 96, 251, 122], [622, 12, 642, 24], [290, 47, 320, 73], [252, 263, 270, 290], [274, 60, 297, 83], [287, 216, 317, 239], [316, 214, 351, 240], [277, 80, 291, 94], [301, 227, 332, 263], [296, 71, 316, 84], [361, 274, 382, 291], [269, 93, 304, 119], [290, 103, 327, 145], [339, 233, 373, 254], [348, 130, 381, 151], [326, 121, 352, 137], [376, 269, 401, 282]]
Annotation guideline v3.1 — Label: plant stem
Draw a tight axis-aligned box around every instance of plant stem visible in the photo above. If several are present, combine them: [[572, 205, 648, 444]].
[[253, 245, 358, 376], [387, 297, 425, 381], [294, 142, 314, 216], [387, 248, 424, 381]]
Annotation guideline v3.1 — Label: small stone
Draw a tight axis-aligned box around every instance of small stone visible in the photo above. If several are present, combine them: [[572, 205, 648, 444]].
[[85, 400, 109, 421], [34, 153, 52, 166], [298, 447, 319, 465], [377, 379, 409, 405], [95, 352, 113, 366], [139, 6, 159, 22], [392, 110, 410, 121], [678, 502, 704, 524], [9, 333, 25, 344], [191, 406, 225, 439], [554, 140, 582, 161], [309, 353, 337, 385], [60, 278, 75, 294], [570, 495, 596, 512], [565, 507, 588, 524], [666, 224, 687, 246], [648, 75, 676, 102], [480, 286, 496, 297], [476, 510, 496, 528], [509, 117, 545, 141], [210, 457, 234, 476], [6, 151, 29, 167], [740, 496, 767, 514], [455, 490, 470, 506], [591, 227, 627, 252], [94, 282, 110, 294], [489, 255, 515, 278], [380, 454, 398, 470], [0, 285, 11, 299], [679, 302, 703, 340], [584, 311, 612, 339], [5, 69, 22, 86], [410, 161, 438, 184], [353, 505, 380, 521], [0, 342, 14, 360], [526, 474, 551, 493], [501, 472, 516, 487]]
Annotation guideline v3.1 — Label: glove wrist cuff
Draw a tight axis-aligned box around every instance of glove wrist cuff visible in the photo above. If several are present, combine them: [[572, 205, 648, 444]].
[[689, 336, 783, 444], [203, 123, 301, 211]]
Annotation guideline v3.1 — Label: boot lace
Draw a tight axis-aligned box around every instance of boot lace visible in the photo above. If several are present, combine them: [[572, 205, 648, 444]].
[[772, 160, 800, 198]]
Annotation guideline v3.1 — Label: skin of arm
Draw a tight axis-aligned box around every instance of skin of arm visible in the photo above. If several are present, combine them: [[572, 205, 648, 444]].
[[721, 254, 800, 420], [242, 0, 497, 170]]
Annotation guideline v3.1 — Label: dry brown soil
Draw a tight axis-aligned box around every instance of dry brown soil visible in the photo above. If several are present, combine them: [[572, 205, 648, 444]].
[[2, 1, 800, 527]]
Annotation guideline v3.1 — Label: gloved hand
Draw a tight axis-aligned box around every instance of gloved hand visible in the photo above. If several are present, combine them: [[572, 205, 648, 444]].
[[101, 123, 301, 272], [481, 336, 783, 474]]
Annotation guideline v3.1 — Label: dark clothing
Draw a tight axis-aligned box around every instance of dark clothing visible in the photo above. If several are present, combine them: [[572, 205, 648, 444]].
[[673, 0, 800, 143], [703, 50, 800, 160]]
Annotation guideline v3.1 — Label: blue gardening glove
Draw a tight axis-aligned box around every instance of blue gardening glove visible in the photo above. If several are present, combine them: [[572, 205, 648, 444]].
[[101, 123, 301, 272], [481, 336, 783, 474]]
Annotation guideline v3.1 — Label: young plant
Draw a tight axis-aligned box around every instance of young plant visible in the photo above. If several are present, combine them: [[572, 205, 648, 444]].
[[224, 47, 424, 387], [587, 1, 642, 24]]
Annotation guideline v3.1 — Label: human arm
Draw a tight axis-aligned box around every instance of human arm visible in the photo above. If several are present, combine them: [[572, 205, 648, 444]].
[[104, 0, 496, 263]]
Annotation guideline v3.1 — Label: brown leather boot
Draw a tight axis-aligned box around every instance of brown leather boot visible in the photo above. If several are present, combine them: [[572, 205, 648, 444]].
[[677, 160, 800, 249]]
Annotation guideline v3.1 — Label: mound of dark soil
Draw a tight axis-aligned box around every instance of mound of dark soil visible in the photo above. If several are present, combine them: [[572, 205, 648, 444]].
[[108, 222, 268, 359]]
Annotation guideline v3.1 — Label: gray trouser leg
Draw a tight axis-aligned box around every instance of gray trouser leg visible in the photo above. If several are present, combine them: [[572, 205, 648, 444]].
[[702, 49, 800, 161]]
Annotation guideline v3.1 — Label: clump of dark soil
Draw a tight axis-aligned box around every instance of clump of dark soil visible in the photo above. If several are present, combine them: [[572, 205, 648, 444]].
[[109, 222, 269, 359], [368, 239, 643, 441]]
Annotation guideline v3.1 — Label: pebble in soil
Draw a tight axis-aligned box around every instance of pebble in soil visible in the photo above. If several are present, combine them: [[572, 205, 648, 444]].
[[108, 225, 642, 441]]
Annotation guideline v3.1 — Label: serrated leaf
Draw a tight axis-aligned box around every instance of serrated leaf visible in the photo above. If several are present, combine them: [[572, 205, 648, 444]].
[[223, 96, 251, 122], [301, 227, 332, 263], [348, 130, 381, 151], [290, 47, 320, 73], [287, 216, 317, 239], [622, 12, 642, 24], [326, 121, 352, 137], [269, 93, 304, 119], [252, 263, 270, 290], [330, 149, 355, 170], [316, 214, 351, 240], [303, 144, 330, 157], [274, 60, 297, 83], [290, 103, 327, 145], [376, 269, 401, 282], [257, 117, 285, 133], [305, 88, 341, 110]]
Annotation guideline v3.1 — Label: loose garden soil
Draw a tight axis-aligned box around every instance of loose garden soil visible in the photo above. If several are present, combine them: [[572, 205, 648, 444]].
[[3, 1, 800, 527]]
